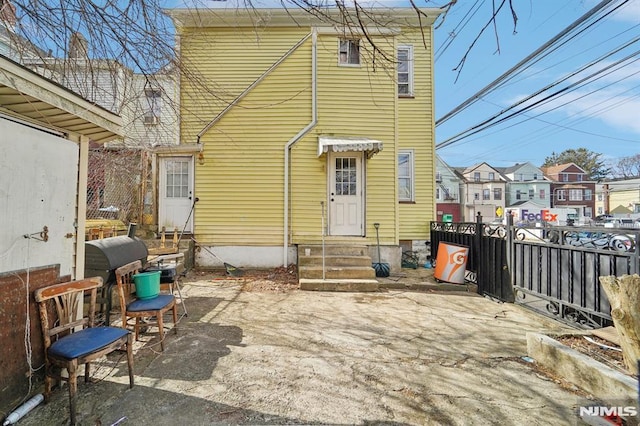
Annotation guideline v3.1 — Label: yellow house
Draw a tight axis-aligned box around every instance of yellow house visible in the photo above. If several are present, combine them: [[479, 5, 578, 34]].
[[168, 7, 441, 279]]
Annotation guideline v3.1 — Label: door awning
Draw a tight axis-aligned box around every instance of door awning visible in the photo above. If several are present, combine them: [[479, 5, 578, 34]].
[[318, 136, 383, 158]]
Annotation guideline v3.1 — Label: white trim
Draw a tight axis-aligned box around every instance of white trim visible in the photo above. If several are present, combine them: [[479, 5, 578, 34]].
[[397, 45, 413, 96], [398, 149, 415, 202]]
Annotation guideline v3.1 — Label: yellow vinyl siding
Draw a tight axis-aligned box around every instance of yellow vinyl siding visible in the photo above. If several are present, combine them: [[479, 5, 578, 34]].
[[191, 36, 312, 245], [397, 28, 436, 240], [179, 27, 311, 146], [176, 17, 437, 248], [289, 34, 398, 245]]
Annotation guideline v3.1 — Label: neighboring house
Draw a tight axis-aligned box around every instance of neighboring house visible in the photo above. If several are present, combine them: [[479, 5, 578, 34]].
[[598, 178, 640, 217], [169, 7, 442, 270], [25, 49, 182, 229], [435, 155, 462, 222], [501, 162, 551, 208], [457, 163, 507, 222], [0, 54, 122, 414], [541, 163, 596, 220]]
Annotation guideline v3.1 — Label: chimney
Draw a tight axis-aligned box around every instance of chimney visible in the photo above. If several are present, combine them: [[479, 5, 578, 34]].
[[69, 32, 88, 58]]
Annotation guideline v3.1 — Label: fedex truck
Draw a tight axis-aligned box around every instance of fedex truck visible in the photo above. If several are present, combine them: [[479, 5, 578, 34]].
[[505, 207, 581, 226]]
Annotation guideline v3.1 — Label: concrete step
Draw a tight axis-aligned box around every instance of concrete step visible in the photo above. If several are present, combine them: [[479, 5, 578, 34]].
[[298, 244, 369, 257], [298, 265, 376, 280], [298, 254, 372, 267], [299, 279, 379, 292]]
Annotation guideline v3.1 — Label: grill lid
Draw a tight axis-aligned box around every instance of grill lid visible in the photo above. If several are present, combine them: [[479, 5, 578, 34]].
[[85, 236, 148, 283]]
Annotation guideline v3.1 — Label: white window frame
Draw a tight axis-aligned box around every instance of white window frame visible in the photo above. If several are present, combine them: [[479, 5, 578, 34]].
[[556, 190, 566, 201], [569, 189, 583, 201], [398, 150, 415, 202], [143, 88, 162, 125], [397, 45, 413, 96], [338, 39, 360, 66]]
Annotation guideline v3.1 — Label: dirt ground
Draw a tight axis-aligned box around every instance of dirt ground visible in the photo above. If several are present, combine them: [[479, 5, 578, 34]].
[[16, 269, 599, 426]]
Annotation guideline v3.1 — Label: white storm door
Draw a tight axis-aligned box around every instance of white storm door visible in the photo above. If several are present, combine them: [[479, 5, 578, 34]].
[[159, 157, 194, 232], [329, 152, 364, 236]]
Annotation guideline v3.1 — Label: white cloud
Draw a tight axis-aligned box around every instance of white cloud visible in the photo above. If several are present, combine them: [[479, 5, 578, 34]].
[[612, 0, 640, 22]]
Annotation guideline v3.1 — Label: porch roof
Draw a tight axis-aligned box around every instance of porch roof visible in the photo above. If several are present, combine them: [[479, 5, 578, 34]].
[[318, 136, 383, 158]]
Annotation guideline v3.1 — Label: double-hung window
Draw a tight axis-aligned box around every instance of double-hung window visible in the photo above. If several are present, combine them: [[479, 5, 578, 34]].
[[397, 46, 413, 96], [398, 150, 414, 202], [143, 88, 162, 125], [339, 39, 360, 65], [569, 189, 583, 201]]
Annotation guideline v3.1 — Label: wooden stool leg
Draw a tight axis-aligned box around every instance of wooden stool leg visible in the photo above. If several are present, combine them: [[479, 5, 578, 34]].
[[68, 362, 78, 426], [157, 314, 165, 351]]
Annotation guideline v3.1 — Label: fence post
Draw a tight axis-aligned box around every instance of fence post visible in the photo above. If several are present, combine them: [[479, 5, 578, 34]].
[[475, 213, 483, 287], [506, 212, 514, 289]]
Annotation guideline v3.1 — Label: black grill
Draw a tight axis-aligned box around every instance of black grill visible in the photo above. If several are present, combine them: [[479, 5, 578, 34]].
[[84, 227, 149, 325]]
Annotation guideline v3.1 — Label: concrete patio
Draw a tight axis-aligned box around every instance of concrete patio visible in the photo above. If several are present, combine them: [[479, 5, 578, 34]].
[[16, 270, 589, 425]]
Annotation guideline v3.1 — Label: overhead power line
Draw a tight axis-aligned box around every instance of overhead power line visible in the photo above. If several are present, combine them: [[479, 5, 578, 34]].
[[435, 0, 625, 127]]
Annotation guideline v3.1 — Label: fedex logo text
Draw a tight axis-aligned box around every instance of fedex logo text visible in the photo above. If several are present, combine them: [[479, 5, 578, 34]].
[[521, 209, 558, 222]]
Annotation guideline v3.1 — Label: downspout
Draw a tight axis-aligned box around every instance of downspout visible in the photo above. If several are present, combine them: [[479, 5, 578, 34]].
[[283, 29, 317, 267]]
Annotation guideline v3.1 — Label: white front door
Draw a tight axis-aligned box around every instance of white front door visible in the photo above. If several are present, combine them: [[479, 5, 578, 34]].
[[329, 152, 364, 236], [159, 156, 194, 233]]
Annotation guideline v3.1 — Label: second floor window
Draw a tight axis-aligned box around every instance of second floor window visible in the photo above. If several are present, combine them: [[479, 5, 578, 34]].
[[569, 189, 583, 201], [339, 39, 360, 65], [397, 46, 413, 96], [474, 172, 480, 182], [561, 173, 569, 182], [483, 189, 490, 200], [529, 189, 534, 199], [540, 189, 546, 199], [488, 172, 495, 180], [556, 190, 566, 201], [144, 88, 162, 125], [435, 171, 442, 182], [493, 188, 502, 200], [516, 190, 522, 200], [584, 189, 592, 200]]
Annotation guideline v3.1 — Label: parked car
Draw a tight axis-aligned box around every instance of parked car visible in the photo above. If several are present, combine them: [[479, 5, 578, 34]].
[[564, 231, 635, 251], [594, 214, 613, 223]]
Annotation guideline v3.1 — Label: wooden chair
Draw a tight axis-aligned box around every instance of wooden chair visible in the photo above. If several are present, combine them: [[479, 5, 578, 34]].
[[34, 277, 134, 426], [115, 260, 178, 351]]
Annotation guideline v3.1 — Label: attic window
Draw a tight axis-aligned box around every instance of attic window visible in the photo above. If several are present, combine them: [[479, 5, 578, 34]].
[[339, 39, 360, 66]]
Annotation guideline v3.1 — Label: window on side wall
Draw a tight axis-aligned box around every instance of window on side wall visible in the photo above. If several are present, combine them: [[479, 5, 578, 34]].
[[339, 39, 360, 66], [398, 150, 414, 202], [143, 88, 162, 125], [397, 46, 413, 96]]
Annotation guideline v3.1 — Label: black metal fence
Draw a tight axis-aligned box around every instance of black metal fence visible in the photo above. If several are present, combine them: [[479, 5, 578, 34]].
[[430, 215, 640, 329], [430, 214, 513, 302]]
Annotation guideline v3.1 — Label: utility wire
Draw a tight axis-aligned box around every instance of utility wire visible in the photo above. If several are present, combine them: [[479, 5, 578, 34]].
[[435, 0, 625, 126], [437, 46, 640, 148]]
